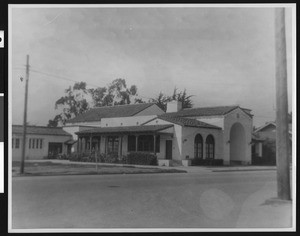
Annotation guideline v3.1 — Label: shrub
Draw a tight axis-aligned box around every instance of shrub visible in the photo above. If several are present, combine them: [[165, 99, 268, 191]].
[[98, 153, 119, 163], [124, 152, 158, 166]]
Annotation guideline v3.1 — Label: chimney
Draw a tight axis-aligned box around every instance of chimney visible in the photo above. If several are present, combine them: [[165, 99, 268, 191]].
[[166, 100, 182, 113]]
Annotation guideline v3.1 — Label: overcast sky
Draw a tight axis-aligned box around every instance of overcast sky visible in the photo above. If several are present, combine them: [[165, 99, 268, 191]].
[[10, 5, 295, 127]]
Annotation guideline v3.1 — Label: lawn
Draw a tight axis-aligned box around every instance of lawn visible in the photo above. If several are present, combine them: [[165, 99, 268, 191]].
[[12, 161, 187, 176]]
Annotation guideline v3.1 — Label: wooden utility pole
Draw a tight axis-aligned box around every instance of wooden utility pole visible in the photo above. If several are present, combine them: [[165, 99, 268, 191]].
[[20, 55, 29, 174], [275, 8, 291, 200]]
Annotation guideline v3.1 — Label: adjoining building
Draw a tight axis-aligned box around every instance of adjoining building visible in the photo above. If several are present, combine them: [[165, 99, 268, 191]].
[[64, 101, 254, 165], [12, 125, 72, 161], [252, 121, 292, 163]]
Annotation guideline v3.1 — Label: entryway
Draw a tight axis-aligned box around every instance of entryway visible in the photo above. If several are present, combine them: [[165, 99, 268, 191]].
[[229, 122, 246, 164], [166, 140, 172, 160]]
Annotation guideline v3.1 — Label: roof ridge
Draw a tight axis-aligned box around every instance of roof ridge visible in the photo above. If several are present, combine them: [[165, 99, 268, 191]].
[[181, 105, 239, 110], [12, 124, 63, 129], [88, 102, 155, 110]]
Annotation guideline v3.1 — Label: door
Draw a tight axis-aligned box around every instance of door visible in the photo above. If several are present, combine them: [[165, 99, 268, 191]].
[[166, 140, 172, 160], [48, 142, 63, 156]]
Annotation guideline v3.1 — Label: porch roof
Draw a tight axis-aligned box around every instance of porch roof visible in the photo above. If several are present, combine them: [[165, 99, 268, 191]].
[[75, 124, 173, 135]]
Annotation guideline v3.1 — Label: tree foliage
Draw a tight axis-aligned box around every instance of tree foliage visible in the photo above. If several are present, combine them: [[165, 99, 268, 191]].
[[151, 87, 194, 112], [48, 79, 141, 127]]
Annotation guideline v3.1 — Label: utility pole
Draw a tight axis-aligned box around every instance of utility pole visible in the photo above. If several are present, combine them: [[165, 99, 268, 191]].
[[275, 8, 291, 200], [20, 55, 29, 174]]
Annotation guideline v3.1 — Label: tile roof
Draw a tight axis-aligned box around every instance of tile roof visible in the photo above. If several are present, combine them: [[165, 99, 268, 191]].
[[162, 105, 252, 118], [66, 103, 157, 123], [157, 116, 221, 129], [12, 125, 72, 136], [254, 121, 292, 134], [76, 124, 173, 135]]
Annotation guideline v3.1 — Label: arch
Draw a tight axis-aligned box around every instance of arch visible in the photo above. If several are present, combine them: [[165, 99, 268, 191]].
[[205, 135, 215, 159], [230, 122, 246, 163], [194, 134, 203, 159]]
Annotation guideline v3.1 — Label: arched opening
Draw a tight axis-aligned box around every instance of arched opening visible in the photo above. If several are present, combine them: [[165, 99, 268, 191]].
[[205, 135, 215, 159], [230, 122, 246, 163], [194, 134, 203, 159]]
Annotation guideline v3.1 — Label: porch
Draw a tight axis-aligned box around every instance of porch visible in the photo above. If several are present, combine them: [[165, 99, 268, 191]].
[[75, 125, 174, 159]]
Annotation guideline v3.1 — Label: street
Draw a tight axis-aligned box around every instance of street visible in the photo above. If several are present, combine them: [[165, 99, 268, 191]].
[[11, 170, 292, 230]]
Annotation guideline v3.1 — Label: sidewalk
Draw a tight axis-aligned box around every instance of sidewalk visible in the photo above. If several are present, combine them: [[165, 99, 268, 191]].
[[26, 159, 286, 174], [235, 182, 293, 229]]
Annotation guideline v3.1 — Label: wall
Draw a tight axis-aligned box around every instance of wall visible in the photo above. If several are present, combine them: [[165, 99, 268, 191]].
[[12, 134, 71, 161], [101, 115, 158, 127], [196, 117, 224, 129], [143, 118, 181, 160], [255, 125, 277, 140], [181, 127, 223, 160], [65, 121, 102, 127], [223, 108, 253, 165], [63, 125, 96, 140]]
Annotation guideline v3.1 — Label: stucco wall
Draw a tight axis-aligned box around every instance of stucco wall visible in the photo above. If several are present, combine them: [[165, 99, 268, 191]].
[[65, 121, 102, 127], [101, 115, 158, 127], [143, 118, 181, 160], [12, 134, 71, 161], [223, 108, 253, 165], [256, 125, 277, 140], [181, 127, 223, 160], [196, 117, 224, 129]]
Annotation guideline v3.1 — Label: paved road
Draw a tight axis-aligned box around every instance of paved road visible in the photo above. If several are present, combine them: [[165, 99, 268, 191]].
[[11, 170, 292, 230]]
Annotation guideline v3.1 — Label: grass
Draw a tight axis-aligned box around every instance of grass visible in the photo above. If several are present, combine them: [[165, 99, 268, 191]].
[[12, 161, 187, 177]]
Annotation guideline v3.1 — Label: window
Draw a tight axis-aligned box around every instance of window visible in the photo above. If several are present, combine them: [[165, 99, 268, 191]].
[[12, 138, 14, 148], [128, 135, 136, 152], [205, 135, 215, 159], [194, 134, 203, 159], [28, 138, 43, 149], [138, 135, 154, 152], [107, 136, 119, 154], [15, 138, 20, 149]]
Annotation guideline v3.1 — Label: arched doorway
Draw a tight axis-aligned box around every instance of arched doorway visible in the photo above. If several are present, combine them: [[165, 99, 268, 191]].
[[205, 135, 215, 159], [230, 122, 246, 163], [194, 134, 203, 159]]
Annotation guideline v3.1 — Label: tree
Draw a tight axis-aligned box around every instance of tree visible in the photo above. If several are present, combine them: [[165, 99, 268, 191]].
[[150, 92, 170, 111], [48, 82, 91, 126], [48, 79, 141, 127], [151, 88, 194, 112]]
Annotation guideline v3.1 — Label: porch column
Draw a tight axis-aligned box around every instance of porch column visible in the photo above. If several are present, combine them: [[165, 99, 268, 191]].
[[89, 135, 93, 154], [104, 136, 107, 154], [153, 133, 156, 155], [119, 135, 123, 158], [135, 135, 139, 152], [77, 137, 81, 153], [82, 137, 86, 153]]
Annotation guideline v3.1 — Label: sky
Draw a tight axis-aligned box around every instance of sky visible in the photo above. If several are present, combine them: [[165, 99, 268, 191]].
[[10, 5, 295, 127]]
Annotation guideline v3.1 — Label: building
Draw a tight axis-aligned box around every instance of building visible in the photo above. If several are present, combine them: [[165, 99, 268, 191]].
[[64, 101, 253, 165], [12, 125, 73, 161], [253, 121, 292, 160]]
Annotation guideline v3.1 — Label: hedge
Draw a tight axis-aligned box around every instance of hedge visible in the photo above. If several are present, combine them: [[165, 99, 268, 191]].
[[124, 152, 158, 166]]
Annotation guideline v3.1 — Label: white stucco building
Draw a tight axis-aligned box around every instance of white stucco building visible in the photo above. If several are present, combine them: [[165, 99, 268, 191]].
[[12, 125, 73, 161], [63, 101, 253, 165]]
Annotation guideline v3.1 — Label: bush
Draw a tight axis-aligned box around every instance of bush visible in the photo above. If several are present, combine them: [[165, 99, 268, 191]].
[[191, 158, 223, 166], [124, 152, 158, 166]]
